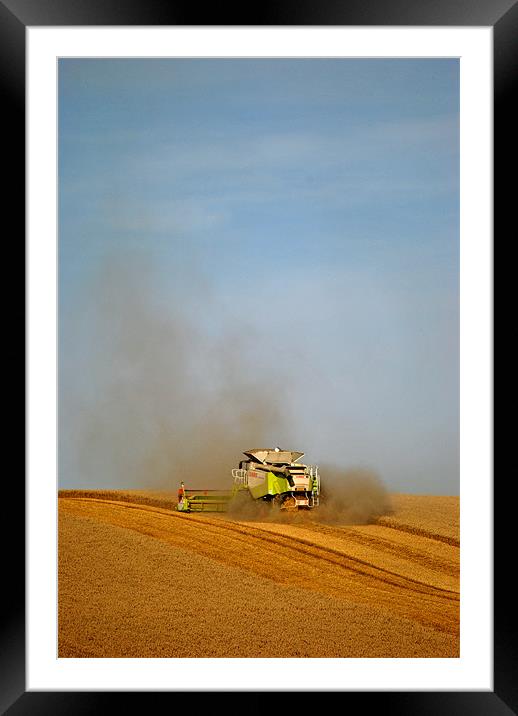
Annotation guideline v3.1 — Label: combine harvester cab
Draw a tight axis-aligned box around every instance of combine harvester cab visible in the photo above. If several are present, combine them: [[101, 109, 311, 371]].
[[176, 448, 320, 513], [235, 448, 320, 510]]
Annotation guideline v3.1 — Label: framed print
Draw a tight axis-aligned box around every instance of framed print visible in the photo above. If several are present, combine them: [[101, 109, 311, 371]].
[[11, 0, 505, 712]]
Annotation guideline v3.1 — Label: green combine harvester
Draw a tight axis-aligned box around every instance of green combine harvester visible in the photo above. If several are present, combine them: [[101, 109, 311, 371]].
[[176, 447, 321, 513]]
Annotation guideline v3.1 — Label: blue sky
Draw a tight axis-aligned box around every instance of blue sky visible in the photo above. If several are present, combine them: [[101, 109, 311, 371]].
[[59, 59, 459, 494]]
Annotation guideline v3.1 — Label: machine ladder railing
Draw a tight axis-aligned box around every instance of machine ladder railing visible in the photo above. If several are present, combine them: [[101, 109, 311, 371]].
[[232, 468, 248, 486], [307, 465, 320, 505]]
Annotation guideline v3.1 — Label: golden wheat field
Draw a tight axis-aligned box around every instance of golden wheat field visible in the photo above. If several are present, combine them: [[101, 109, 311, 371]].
[[58, 490, 459, 658]]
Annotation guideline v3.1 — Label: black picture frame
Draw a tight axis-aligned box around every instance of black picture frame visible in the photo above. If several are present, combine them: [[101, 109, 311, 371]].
[[11, 1, 504, 713]]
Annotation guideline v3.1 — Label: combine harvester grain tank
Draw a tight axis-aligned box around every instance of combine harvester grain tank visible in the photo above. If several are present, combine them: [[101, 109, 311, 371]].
[[176, 447, 320, 513]]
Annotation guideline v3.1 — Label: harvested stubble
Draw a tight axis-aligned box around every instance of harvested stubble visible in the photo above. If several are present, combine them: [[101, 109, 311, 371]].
[[58, 491, 459, 658]]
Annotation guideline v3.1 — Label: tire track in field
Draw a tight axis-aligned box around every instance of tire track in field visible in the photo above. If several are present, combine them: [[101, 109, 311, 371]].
[[59, 510, 459, 658], [62, 496, 458, 596], [264, 521, 459, 584], [376, 517, 460, 547], [205, 518, 459, 599], [59, 497, 458, 599], [60, 497, 459, 635]]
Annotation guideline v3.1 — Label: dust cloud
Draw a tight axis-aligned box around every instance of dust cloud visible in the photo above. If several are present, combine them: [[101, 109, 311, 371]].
[[225, 467, 392, 525], [60, 253, 392, 520], [315, 466, 393, 524], [59, 252, 289, 491]]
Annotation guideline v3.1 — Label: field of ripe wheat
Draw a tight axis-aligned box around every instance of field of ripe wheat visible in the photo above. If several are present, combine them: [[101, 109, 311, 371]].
[[58, 490, 459, 658]]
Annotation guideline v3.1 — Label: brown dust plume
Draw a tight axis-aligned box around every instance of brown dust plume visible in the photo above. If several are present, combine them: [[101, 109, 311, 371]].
[[59, 253, 291, 491]]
